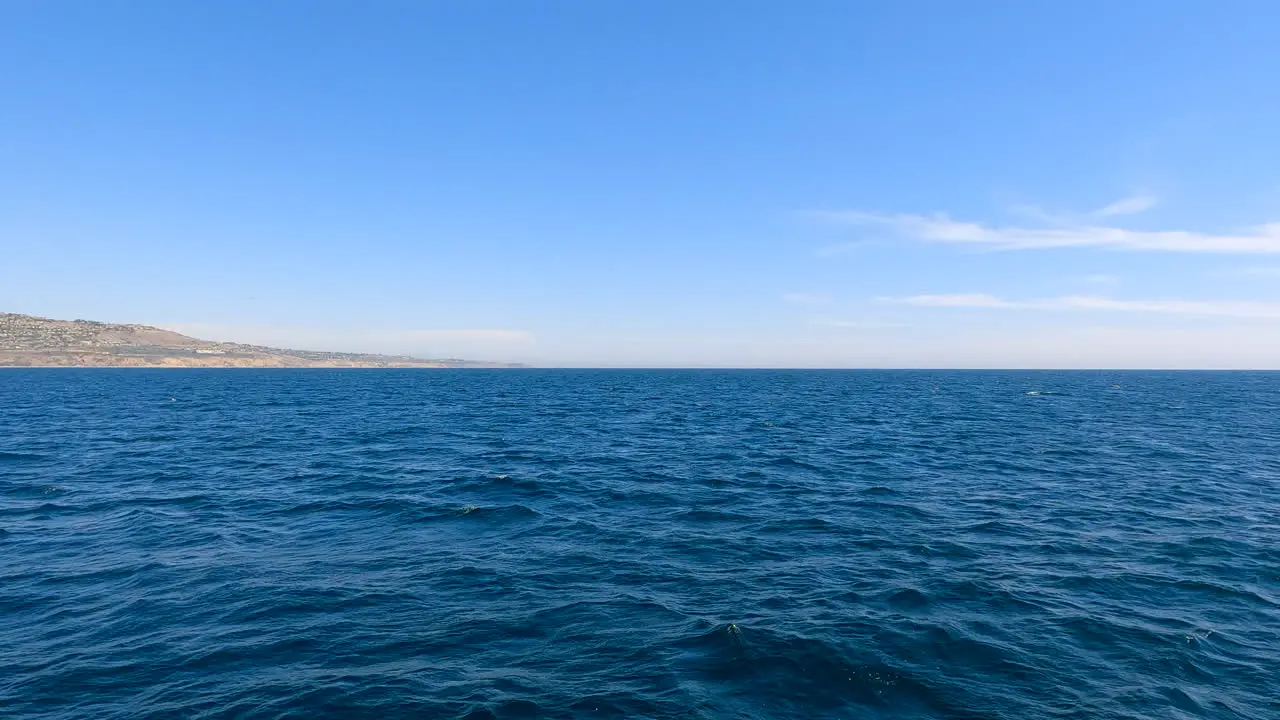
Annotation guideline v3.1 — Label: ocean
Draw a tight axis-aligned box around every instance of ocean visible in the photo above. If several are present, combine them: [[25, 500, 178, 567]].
[[2, 369, 1278, 719]]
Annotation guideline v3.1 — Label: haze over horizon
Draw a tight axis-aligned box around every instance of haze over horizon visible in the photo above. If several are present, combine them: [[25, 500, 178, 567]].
[[5, 2, 1280, 368]]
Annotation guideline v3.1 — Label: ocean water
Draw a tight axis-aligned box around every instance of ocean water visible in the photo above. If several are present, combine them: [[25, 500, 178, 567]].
[[2, 370, 1279, 720]]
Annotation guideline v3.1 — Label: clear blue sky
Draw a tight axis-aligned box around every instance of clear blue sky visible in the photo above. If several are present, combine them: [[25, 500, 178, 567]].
[[4, 1, 1280, 366]]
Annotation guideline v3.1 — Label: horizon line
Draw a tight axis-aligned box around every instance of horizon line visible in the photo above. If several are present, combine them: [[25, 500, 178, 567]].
[[4, 366, 1279, 372]]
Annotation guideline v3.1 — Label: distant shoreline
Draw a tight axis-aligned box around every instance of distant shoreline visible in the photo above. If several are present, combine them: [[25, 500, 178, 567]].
[[0, 312, 519, 369], [2, 366, 1276, 371], [0, 364, 523, 369]]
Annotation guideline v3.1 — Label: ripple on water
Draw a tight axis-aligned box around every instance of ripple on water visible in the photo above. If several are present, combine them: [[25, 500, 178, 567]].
[[2, 369, 1279, 720]]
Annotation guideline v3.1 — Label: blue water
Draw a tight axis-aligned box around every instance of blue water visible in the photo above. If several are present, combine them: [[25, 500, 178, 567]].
[[2, 370, 1279, 719]]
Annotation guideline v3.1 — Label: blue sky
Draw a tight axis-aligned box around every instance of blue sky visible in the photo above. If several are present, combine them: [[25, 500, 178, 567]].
[[4, 1, 1280, 367]]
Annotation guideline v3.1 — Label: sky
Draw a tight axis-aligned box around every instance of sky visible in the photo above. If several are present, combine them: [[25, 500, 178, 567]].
[[4, 1, 1280, 367]]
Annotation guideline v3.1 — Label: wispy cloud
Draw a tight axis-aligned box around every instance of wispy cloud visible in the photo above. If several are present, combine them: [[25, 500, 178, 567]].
[[816, 211, 1280, 254], [893, 293, 1015, 308], [1092, 194, 1159, 217], [782, 292, 830, 305], [886, 294, 1280, 319], [1006, 203, 1071, 224]]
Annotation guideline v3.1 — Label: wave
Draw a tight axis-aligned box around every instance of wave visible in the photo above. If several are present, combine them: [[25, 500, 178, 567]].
[[674, 624, 956, 716], [453, 504, 541, 522], [4, 369, 1278, 719]]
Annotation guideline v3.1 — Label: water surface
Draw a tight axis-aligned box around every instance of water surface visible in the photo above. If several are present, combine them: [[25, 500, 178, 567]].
[[2, 370, 1278, 719]]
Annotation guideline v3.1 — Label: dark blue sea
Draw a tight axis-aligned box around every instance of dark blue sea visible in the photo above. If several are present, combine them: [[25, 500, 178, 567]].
[[2, 370, 1279, 719]]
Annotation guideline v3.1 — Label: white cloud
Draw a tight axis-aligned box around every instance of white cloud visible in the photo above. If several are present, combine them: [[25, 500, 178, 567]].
[[889, 293, 1016, 308], [817, 211, 1280, 254], [1093, 194, 1159, 217], [889, 294, 1280, 319], [1006, 203, 1071, 224]]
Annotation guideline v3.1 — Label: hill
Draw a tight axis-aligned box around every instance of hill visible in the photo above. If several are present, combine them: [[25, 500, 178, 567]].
[[0, 313, 518, 368]]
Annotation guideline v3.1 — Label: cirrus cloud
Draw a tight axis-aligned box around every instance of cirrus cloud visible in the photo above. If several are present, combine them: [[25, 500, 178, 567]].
[[1092, 194, 1159, 217], [814, 209, 1280, 254], [884, 294, 1280, 319]]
